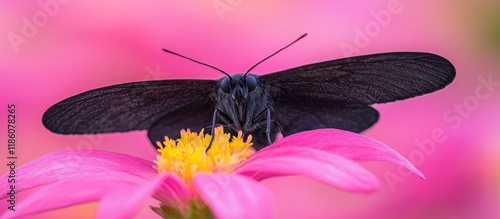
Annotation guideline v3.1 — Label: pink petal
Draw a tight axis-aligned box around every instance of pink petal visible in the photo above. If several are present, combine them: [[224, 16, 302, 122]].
[[153, 174, 194, 206], [194, 174, 273, 219], [97, 174, 184, 219], [0, 150, 157, 199], [1, 177, 140, 219], [236, 147, 379, 192], [1, 174, 192, 219], [264, 129, 425, 179]]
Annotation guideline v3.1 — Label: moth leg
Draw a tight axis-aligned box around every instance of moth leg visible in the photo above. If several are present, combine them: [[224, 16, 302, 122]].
[[206, 109, 234, 152], [251, 108, 272, 144], [206, 109, 219, 152], [216, 110, 237, 132], [265, 109, 272, 144], [205, 110, 234, 131], [251, 108, 268, 124], [251, 119, 283, 138], [274, 120, 285, 136], [203, 123, 229, 133]]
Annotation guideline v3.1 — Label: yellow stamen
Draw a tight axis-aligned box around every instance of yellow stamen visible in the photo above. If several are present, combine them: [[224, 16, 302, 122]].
[[153, 127, 254, 183]]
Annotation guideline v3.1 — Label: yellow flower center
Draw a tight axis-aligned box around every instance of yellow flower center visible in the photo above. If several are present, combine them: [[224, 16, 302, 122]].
[[154, 127, 254, 183]]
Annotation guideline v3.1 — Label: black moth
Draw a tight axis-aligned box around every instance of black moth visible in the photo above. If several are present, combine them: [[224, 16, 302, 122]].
[[42, 34, 456, 150]]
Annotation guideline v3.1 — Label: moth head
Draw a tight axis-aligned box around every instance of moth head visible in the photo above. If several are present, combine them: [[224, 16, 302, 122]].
[[220, 74, 257, 103]]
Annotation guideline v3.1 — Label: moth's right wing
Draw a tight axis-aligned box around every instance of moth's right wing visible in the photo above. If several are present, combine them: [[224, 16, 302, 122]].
[[260, 52, 455, 136], [42, 80, 217, 143], [273, 102, 380, 136]]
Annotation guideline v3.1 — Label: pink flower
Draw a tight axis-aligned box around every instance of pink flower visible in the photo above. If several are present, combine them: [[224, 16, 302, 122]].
[[0, 128, 423, 219]]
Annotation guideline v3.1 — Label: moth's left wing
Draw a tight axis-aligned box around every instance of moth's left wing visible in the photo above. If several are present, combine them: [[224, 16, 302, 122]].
[[42, 80, 217, 144]]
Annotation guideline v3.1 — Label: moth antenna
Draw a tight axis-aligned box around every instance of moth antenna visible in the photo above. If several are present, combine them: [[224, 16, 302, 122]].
[[162, 48, 232, 78], [244, 33, 308, 76]]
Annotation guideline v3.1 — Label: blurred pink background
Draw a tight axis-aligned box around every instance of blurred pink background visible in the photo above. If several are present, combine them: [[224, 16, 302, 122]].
[[1, 0, 499, 218]]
